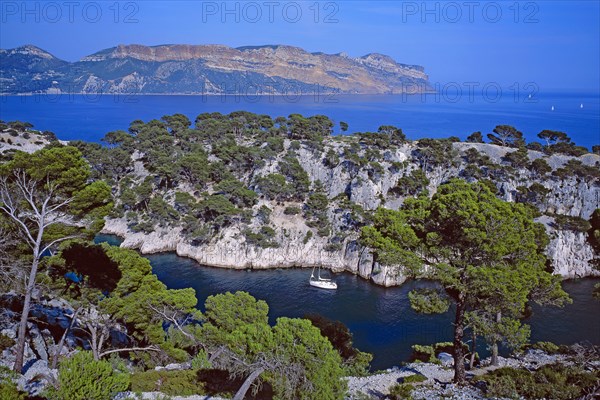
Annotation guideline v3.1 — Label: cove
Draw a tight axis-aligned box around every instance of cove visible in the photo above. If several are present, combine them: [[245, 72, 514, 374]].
[[96, 234, 600, 371]]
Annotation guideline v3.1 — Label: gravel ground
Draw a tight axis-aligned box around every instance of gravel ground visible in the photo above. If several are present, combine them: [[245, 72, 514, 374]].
[[345, 351, 570, 400]]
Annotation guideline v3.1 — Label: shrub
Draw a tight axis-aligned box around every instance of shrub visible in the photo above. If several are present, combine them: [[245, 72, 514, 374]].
[[284, 206, 301, 215], [485, 374, 519, 398], [279, 151, 310, 200], [515, 183, 549, 205], [324, 242, 343, 252], [243, 226, 279, 248], [476, 364, 598, 400], [531, 341, 560, 354], [390, 169, 429, 196], [0, 366, 25, 400], [388, 383, 414, 400], [530, 158, 552, 176], [553, 159, 600, 180], [130, 369, 205, 396], [552, 214, 592, 232], [45, 351, 129, 400], [323, 148, 340, 167], [402, 374, 427, 384], [0, 333, 15, 352], [413, 138, 459, 170], [410, 344, 436, 363], [303, 230, 313, 244], [255, 173, 291, 201], [410, 342, 465, 363], [502, 147, 529, 168]]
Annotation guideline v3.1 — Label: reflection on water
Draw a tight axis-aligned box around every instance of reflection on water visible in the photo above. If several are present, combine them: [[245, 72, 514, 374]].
[[95, 234, 600, 370]]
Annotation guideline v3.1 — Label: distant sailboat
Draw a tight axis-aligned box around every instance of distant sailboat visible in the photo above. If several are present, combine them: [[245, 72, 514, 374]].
[[309, 266, 337, 290], [528, 94, 532, 99], [551, 106, 555, 111], [580, 103, 584, 109]]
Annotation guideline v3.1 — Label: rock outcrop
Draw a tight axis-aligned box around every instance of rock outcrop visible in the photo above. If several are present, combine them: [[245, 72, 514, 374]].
[[0, 44, 431, 95], [102, 141, 600, 287]]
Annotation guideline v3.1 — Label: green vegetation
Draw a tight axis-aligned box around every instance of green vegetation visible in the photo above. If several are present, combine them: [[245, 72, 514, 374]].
[[304, 182, 331, 237], [502, 146, 529, 168], [413, 138, 459, 171], [473, 363, 598, 400], [402, 374, 427, 384], [2, 115, 598, 398], [487, 125, 524, 147], [0, 333, 15, 352], [200, 291, 348, 399], [305, 313, 372, 376], [243, 226, 279, 248], [466, 131, 483, 143], [552, 214, 592, 232], [389, 169, 429, 197], [388, 383, 414, 400], [0, 146, 112, 372], [284, 206, 301, 215], [0, 367, 26, 400], [553, 159, 600, 180], [45, 351, 130, 400], [361, 180, 569, 383], [130, 369, 205, 396], [530, 341, 560, 354]]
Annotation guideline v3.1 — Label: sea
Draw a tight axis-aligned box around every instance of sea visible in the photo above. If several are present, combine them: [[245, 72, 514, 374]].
[[0, 91, 599, 148]]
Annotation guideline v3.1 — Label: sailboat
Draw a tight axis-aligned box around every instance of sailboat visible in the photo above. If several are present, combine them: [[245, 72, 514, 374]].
[[309, 266, 337, 290], [551, 106, 555, 111], [580, 103, 584, 109]]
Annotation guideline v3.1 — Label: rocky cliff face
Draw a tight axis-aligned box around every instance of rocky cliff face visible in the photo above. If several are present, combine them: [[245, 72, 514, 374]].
[[101, 140, 600, 287], [0, 44, 431, 95]]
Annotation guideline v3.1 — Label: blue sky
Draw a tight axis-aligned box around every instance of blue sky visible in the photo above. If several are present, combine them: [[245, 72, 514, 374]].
[[1, 1, 599, 91]]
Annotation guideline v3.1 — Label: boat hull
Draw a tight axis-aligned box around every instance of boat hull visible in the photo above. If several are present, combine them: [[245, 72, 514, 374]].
[[309, 280, 337, 290]]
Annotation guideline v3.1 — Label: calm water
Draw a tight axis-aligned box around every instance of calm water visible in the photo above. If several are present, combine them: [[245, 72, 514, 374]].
[[96, 234, 600, 371], [1, 92, 599, 149]]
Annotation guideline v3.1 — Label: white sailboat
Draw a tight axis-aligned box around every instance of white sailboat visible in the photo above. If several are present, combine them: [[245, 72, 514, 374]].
[[551, 106, 555, 111], [580, 103, 584, 109], [309, 266, 337, 290]]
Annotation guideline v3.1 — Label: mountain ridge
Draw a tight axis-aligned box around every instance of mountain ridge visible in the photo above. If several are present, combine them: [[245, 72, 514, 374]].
[[0, 44, 432, 95]]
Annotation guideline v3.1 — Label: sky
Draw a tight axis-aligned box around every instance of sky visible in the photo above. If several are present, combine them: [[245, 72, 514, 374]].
[[1, 0, 599, 91]]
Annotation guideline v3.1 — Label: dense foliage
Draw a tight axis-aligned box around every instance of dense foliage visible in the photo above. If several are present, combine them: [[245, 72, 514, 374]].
[[45, 351, 130, 400], [361, 180, 570, 382], [474, 363, 599, 399]]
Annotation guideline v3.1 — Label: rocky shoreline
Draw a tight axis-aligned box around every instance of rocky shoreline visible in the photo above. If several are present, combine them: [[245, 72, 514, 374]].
[[100, 141, 600, 286], [100, 214, 600, 288]]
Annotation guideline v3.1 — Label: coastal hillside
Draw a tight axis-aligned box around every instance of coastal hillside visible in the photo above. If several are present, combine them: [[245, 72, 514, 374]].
[[1, 117, 599, 400], [5, 115, 596, 286], [0, 44, 431, 95]]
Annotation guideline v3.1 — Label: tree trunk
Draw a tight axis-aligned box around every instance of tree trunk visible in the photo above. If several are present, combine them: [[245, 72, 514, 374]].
[[51, 307, 80, 369], [469, 330, 477, 370], [490, 311, 501, 366], [233, 367, 265, 400], [453, 295, 466, 384], [13, 257, 39, 372]]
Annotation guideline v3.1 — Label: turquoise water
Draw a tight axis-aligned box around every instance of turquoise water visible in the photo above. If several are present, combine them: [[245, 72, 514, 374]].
[[96, 234, 600, 371], [1, 92, 599, 149]]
